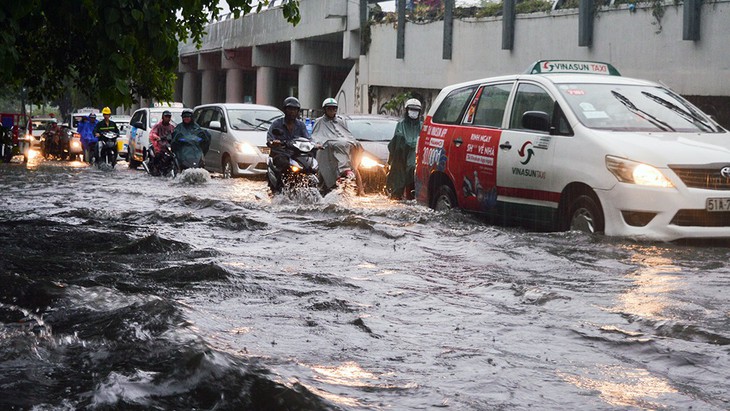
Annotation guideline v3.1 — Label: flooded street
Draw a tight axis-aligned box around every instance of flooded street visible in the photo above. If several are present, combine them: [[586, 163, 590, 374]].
[[1, 156, 729, 410]]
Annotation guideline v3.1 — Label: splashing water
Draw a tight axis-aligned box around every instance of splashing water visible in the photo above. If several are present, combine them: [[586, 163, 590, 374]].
[[177, 168, 211, 184]]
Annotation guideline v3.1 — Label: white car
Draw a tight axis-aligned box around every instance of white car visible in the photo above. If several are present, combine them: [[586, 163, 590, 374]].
[[193, 103, 284, 178], [126, 105, 187, 169], [415, 60, 729, 241]]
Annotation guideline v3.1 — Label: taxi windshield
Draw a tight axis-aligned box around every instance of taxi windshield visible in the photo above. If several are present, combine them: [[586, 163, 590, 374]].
[[150, 111, 183, 126], [557, 84, 723, 133]]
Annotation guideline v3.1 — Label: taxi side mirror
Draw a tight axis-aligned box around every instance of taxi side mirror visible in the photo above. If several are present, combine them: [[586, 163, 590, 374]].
[[209, 120, 222, 131], [522, 111, 550, 132], [132, 121, 144, 130]]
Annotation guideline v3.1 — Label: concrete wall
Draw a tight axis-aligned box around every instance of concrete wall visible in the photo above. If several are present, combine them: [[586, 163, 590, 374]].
[[359, 1, 730, 125], [365, 2, 730, 95]]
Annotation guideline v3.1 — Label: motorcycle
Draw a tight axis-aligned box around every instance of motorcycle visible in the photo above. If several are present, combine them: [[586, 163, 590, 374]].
[[41, 129, 70, 160], [144, 142, 177, 178], [1, 127, 13, 163], [266, 137, 320, 194], [171, 134, 205, 172], [96, 131, 119, 169]]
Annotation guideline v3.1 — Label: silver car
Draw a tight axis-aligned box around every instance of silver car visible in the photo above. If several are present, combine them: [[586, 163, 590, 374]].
[[193, 103, 283, 178]]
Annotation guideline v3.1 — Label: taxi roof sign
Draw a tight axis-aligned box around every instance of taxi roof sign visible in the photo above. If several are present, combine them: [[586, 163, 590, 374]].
[[153, 102, 184, 108], [527, 60, 621, 76]]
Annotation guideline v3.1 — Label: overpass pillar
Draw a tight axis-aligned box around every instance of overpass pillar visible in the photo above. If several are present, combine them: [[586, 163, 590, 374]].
[[256, 66, 276, 106], [201, 70, 217, 104], [182, 71, 198, 109], [225, 68, 245, 103], [298, 64, 321, 112]]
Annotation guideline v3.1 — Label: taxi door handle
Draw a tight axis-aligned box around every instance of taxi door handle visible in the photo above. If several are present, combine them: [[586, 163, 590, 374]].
[[499, 142, 512, 150], [454, 137, 463, 147]]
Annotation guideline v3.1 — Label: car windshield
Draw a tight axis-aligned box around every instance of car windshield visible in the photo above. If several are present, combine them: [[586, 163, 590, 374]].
[[31, 121, 53, 131], [347, 118, 398, 141], [150, 111, 183, 126], [558, 83, 723, 133], [228, 109, 283, 131]]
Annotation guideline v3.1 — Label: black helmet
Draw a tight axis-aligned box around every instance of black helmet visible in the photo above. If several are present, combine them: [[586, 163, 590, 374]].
[[283, 97, 301, 109], [181, 109, 193, 118], [162, 110, 172, 117]]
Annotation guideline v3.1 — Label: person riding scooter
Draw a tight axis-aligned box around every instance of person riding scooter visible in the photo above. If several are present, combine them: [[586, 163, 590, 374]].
[[266, 97, 313, 193], [170, 109, 210, 170], [92, 107, 119, 163], [147, 110, 176, 176], [79, 113, 98, 163], [311, 98, 363, 195]]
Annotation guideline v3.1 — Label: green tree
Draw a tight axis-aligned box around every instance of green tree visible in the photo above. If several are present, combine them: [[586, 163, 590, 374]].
[[0, 0, 301, 107]]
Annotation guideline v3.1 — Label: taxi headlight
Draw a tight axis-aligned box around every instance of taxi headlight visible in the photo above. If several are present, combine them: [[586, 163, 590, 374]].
[[605, 156, 674, 188], [360, 155, 384, 169], [236, 142, 258, 155]]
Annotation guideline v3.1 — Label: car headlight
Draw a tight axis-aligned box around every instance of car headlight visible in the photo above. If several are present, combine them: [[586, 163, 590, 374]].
[[236, 142, 258, 155], [360, 154, 384, 169], [605, 156, 674, 188]]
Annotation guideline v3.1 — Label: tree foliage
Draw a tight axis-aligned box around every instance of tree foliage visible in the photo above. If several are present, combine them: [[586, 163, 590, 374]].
[[0, 0, 300, 107]]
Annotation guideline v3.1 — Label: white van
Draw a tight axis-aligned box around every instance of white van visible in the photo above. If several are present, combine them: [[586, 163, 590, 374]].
[[415, 60, 729, 241], [193, 103, 283, 178]]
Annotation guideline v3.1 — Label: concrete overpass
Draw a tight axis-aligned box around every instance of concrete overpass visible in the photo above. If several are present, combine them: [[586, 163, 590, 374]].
[[175, 0, 730, 125]]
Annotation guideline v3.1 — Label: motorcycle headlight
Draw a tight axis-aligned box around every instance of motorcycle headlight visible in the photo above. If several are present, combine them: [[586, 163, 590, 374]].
[[605, 156, 674, 188], [360, 155, 384, 169], [236, 142, 258, 155], [290, 165, 301, 173], [71, 141, 81, 149]]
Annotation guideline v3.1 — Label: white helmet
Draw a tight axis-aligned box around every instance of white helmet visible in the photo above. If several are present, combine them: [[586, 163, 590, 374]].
[[322, 97, 338, 108], [405, 98, 422, 110]]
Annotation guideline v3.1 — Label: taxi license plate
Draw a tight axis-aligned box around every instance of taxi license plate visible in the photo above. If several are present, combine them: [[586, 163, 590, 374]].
[[706, 198, 730, 212], [260, 147, 270, 154]]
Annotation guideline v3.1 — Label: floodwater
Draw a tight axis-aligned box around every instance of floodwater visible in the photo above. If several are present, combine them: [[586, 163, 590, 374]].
[[1, 155, 729, 410]]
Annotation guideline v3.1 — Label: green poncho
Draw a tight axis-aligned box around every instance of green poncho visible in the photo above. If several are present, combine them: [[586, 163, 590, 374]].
[[386, 116, 422, 199]]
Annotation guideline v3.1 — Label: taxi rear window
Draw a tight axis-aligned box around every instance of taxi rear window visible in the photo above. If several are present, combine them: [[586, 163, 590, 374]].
[[432, 86, 478, 125]]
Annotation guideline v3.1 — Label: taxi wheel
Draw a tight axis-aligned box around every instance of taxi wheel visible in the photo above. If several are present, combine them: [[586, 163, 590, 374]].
[[222, 155, 234, 179], [432, 185, 457, 211], [566, 194, 604, 234]]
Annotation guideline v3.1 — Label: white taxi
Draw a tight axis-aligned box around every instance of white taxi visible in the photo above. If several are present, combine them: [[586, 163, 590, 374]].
[[415, 60, 729, 241]]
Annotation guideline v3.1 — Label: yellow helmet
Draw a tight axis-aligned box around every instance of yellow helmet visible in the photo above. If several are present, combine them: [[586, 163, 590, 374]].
[[101, 107, 112, 115]]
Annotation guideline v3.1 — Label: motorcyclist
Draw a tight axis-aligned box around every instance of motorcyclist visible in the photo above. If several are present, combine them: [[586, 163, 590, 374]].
[[79, 113, 98, 163], [148, 110, 176, 175], [311, 97, 363, 194], [266, 96, 312, 193], [92, 107, 119, 162], [170, 109, 210, 169], [44, 119, 60, 157], [386, 98, 423, 200]]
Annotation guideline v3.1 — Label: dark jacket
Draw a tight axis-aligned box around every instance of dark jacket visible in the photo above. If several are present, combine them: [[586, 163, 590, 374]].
[[266, 117, 310, 145]]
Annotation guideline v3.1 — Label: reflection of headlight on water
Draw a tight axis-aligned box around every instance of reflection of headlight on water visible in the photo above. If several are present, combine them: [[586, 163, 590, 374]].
[[28, 149, 39, 159], [360, 155, 384, 169]]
